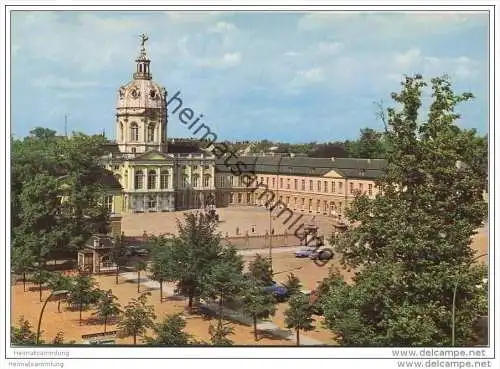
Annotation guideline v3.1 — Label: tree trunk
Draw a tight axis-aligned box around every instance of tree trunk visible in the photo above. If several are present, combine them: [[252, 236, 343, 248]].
[[23, 272, 26, 292], [160, 280, 163, 303], [133, 333, 137, 345], [39, 282, 43, 302], [104, 317, 107, 333], [115, 266, 119, 284], [218, 293, 223, 325], [188, 291, 194, 312], [253, 315, 258, 341], [79, 302, 83, 325], [296, 329, 300, 346], [57, 297, 61, 313], [137, 271, 140, 293]]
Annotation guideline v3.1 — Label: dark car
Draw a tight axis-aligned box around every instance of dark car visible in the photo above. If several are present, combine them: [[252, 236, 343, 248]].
[[309, 248, 334, 261], [126, 245, 150, 257], [263, 281, 288, 302], [294, 246, 317, 258]]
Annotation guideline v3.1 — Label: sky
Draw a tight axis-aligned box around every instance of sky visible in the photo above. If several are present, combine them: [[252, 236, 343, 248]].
[[10, 11, 490, 143]]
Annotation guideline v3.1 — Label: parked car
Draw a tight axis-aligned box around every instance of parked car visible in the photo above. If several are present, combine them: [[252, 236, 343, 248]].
[[263, 281, 288, 302], [294, 246, 317, 258], [126, 245, 150, 257], [309, 248, 334, 261]]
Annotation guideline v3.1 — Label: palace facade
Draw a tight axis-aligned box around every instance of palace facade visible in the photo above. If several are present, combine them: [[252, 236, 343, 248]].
[[101, 36, 387, 219]]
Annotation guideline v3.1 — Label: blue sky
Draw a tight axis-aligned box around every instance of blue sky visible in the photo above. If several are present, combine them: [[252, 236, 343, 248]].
[[11, 11, 489, 143]]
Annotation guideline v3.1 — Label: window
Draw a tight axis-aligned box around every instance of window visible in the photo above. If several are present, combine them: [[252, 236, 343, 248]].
[[294, 197, 297, 208], [301, 198, 305, 209], [338, 202, 343, 214], [316, 200, 320, 211], [368, 183, 373, 196], [332, 181, 336, 193], [350, 183, 354, 195], [266, 177, 269, 186], [238, 193, 242, 203], [301, 180, 305, 191], [203, 174, 210, 187], [160, 171, 169, 189], [324, 200, 328, 213], [338, 182, 343, 193], [260, 177, 264, 184], [280, 178, 283, 189], [324, 181, 328, 193], [148, 170, 157, 189], [192, 165, 198, 171], [230, 176, 234, 187], [182, 174, 188, 188], [287, 179, 291, 189], [134, 170, 143, 189], [130, 123, 139, 141], [119, 123, 123, 141], [104, 195, 113, 213], [308, 199, 312, 212], [286, 196, 290, 205], [294, 179, 298, 189], [131, 147, 137, 154], [317, 181, 321, 192], [359, 183, 364, 193], [309, 180, 313, 190], [272, 178, 276, 188], [192, 174, 199, 188], [147, 124, 155, 142], [247, 193, 251, 203], [147, 195, 156, 209]]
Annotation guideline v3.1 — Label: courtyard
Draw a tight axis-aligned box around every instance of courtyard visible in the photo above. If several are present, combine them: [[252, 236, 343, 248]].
[[11, 207, 488, 346]]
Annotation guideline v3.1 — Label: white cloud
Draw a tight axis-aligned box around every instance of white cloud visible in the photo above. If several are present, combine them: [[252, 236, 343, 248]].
[[317, 41, 344, 54], [208, 21, 237, 34], [196, 52, 242, 68]]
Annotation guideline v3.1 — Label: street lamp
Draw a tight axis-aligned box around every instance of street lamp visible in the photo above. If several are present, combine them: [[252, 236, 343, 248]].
[[451, 253, 488, 346], [36, 289, 69, 344]]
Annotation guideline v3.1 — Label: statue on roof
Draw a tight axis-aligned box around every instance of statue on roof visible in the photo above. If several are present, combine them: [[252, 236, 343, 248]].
[[140, 33, 149, 47]]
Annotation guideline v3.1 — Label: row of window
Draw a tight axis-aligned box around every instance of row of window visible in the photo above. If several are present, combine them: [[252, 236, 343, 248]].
[[220, 175, 374, 196], [119, 123, 157, 142], [134, 170, 212, 190]]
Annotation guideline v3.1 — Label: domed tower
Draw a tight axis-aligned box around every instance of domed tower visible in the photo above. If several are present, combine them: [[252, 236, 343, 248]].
[[116, 34, 167, 154]]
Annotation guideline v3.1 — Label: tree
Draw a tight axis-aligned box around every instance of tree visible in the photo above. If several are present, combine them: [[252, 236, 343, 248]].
[[30, 269, 52, 302], [11, 245, 35, 292], [247, 254, 273, 286], [111, 235, 128, 285], [209, 320, 234, 346], [149, 237, 170, 303], [240, 278, 277, 341], [201, 245, 245, 324], [11, 317, 37, 345], [159, 213, 232, 311], [118, 292, 156, 345], [52, 331, 65, 344], [47, 272, 74, 312], [345, 127, 388, 159], [134, 259, 147, 294], [67, 274, 100, 325], [324, 75, 488, 346], [283, 273, 302, 297], [93, 289, 122, 333], [144, 314, 190, 346], [284, 293, 315, 346]]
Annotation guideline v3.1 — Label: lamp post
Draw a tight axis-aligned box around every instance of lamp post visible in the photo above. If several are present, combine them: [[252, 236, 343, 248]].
[[36, 290, 69, 344], [451, 253, 488, 346]]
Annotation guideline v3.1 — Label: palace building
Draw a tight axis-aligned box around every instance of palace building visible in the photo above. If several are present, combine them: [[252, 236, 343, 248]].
[[101, 35, 387, 219]]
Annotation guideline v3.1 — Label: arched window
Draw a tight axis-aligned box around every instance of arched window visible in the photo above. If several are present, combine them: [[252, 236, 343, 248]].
[[134, 170, 143, 189], [192, 174, 199, 188], [147, 124, 155, 142], [148, 170, 157, 189], [182, 174, 188, 188], [119, 123, 124, 142], [160, 170, 169, 189], [203, 174, 211, 187], [130, 123, 139, 141]]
